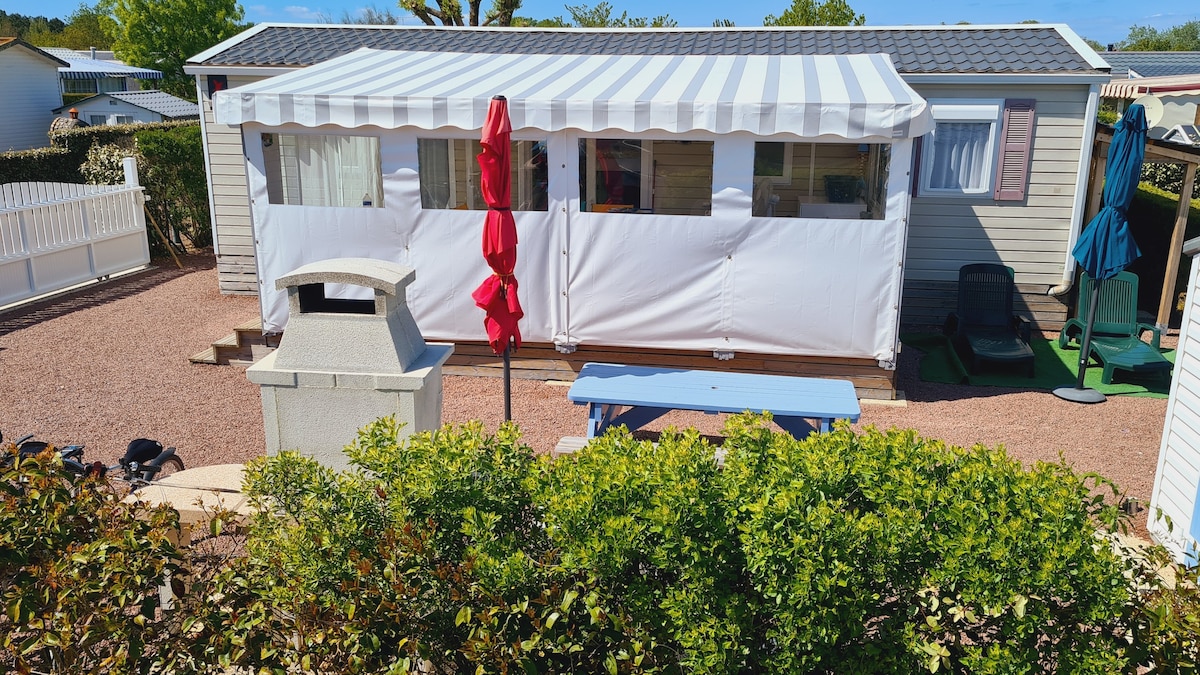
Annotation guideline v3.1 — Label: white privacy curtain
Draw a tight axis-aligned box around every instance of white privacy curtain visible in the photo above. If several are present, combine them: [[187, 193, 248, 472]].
[[277, 134, 382, 207], [214, 49, 932, 139], [927, 122, 990, 191]]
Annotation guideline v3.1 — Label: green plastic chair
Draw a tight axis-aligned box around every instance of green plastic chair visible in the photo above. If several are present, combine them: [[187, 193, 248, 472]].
[[1058, 271, 1172, 385], [943, 264, 1035, 377]]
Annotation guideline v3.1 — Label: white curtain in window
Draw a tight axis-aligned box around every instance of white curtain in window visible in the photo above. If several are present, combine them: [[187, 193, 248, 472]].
[[928, 122, 990, 191], [279, 135, 382, 207]]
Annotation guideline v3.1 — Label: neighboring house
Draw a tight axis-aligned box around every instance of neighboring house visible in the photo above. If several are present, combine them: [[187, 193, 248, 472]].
[[184, 24, 1108, 396], [42, 47, 163, 96], [52, 90, 200, 126], [0, 38, 68, 151], [1100, 51, 1200, 79], [1101, 73, 1200, 140]]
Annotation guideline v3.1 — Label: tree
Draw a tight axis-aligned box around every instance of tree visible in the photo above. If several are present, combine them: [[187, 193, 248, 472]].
[[763, 0, 864, 26], [104, 0, 248, 100], [58, 4, 113, 49], [399, 0, 521, 26], [1119, 21, 1200, 51], [562, 2, 675, 27], [317, 4, 405, 24], [511, 3, 675, 28]]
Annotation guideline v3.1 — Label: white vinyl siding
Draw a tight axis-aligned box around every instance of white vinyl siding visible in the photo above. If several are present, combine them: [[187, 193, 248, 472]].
[[1150, 255, 1200, 565], [0, 47, 62, 151], [201, 74, 262, 294], [902, 83, 1087, 328]]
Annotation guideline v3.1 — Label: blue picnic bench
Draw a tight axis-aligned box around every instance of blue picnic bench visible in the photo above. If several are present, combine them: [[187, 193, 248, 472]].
[[567, 362, 861, 440]]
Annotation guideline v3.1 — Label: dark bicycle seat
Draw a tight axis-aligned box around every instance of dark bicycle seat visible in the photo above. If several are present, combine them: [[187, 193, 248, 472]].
[[122, 438, 164, 466]]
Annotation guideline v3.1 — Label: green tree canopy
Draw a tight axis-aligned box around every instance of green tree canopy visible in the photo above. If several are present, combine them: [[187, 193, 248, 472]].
[[512, 3, 675, 28], [318, 4, 405, 24], [1118, 20, 1200, 51], [399, 0, 521, 26], [763, 0, 864, 26], [103, 0, 248, 100]]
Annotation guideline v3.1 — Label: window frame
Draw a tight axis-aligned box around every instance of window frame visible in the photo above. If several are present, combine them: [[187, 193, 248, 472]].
[[918, 99, 1004, 198]]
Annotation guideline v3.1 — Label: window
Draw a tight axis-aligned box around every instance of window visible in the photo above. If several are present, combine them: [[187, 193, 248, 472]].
[[751, 142, 890, 220], [919, 100, 1003, 197], [263, 133, 383, 207], [62, 79, 97, 94], [754, 142, 793, 184], [114, 115, 134, 124], [416, 138, 547, 211], [578, 139, 713, 216], [88, 115, 106, 126]]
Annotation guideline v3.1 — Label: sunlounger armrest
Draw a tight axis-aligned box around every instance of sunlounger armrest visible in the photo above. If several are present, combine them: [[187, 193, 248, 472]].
[[1136, 323, 1162, 350]]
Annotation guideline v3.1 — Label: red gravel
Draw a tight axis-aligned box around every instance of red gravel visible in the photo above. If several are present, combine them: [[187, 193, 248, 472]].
[[0, 254, 1169, 536]]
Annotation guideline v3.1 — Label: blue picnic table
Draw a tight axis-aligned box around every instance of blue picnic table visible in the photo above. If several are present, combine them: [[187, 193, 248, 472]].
[[567, 362, 861, 440]]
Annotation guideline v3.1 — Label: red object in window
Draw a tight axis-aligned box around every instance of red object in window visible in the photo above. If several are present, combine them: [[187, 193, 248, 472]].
[[471, 95, 523, 355]]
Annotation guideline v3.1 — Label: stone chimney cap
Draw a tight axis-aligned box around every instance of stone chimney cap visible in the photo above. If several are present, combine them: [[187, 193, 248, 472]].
[[276, 258, 415, 295]]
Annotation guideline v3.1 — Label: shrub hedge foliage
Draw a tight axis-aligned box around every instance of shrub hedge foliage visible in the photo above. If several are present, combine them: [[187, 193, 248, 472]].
[[0, 120, 209, 255], [4, 417, 1199, 674]]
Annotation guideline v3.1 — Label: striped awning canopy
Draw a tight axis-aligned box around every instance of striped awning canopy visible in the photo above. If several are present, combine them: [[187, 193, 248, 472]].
[[1103, 74, 1200, 99], [58, 57, 163, 80], [213, 48, 932, 139]]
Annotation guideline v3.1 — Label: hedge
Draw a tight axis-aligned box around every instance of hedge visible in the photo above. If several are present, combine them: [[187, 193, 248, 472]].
[[1127, 183, 1200, 319], [0, 120, 198, 184], [6, 418, 1199, 674]]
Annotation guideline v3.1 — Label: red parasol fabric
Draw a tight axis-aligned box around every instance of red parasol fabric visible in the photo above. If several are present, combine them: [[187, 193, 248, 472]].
[[471, 95, 523, 355]]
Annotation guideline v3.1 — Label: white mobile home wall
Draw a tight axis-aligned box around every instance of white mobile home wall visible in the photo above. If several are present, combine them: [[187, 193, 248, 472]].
[[1149, 241, 1200, 566], [199, 75, 261, 294], [902, 82, 1091, 329], [0, 47, 62, 151]]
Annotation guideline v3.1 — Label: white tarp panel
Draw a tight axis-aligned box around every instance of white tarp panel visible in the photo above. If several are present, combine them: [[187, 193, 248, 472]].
[[245, 127, 914, 364], [215, 49, 931, 140]]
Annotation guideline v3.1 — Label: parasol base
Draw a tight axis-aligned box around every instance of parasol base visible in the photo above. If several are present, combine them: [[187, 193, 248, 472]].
[[1052, 386, 1107, 404]]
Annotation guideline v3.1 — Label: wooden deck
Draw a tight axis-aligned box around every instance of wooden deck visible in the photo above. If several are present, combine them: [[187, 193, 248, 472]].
[[444, 341, 897, 400], [192, 321, 899, 400]]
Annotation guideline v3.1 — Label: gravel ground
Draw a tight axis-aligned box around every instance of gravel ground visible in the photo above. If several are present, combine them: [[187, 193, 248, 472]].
[[0, 254, 1170, 536]]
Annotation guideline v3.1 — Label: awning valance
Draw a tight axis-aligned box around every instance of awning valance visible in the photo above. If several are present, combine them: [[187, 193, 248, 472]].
[[213, 48, 932, 140], [1102, 74, 1200, 99], [59, 58, 163, 80]]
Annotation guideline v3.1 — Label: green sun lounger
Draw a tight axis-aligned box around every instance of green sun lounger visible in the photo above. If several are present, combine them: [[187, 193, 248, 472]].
[[943, 264, 1035, 377], [1058, 271, 1172, 385]]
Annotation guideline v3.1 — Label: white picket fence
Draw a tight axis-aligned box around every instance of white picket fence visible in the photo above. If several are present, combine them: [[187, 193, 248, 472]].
[[0, 157, 150, 308]]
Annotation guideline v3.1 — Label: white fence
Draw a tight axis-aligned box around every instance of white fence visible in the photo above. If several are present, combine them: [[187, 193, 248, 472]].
[[0, 157, 150, 307]]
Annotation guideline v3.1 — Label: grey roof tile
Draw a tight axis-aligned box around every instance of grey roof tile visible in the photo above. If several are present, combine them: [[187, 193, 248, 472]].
[[195, 25, 1102, 74], [1102, 51, 1200, 78], [107, 90, 200, 118]]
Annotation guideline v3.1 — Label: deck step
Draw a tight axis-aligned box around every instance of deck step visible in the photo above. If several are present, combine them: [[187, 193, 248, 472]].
[[189, 317, 275, 367], [188, 346, 218, 365]]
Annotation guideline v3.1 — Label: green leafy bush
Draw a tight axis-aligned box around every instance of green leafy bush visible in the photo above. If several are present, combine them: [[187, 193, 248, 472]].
[[135, 125, 211, 248], [0, 445, 184, 674], [11, 417, 1198, 674], [721, 417, 1133, 673]]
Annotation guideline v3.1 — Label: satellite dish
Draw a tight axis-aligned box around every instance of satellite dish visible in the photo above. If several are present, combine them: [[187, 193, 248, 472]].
[[1133, 94, 1165, 128]]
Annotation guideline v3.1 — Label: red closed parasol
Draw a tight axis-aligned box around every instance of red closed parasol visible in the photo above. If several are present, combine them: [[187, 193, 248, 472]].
[[470, 95, 522, 419]]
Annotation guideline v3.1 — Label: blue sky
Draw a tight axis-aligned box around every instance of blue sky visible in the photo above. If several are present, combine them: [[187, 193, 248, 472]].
[[9, 0, 1198, 49]]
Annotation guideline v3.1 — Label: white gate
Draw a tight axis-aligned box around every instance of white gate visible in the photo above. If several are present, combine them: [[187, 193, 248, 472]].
[[0, 157, 150, 307]]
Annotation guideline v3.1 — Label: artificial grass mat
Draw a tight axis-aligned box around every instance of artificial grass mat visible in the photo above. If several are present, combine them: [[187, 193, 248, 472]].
[[899, 333, 1175, 398]]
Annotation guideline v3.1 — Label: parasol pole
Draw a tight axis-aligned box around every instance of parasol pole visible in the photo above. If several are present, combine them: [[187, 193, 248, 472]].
[[501, 283, 512, 421], [1053, 277, 1107, 404]]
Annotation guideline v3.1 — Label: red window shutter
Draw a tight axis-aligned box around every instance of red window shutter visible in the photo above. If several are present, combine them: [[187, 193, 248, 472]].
[[993, 99, 1036, 201]]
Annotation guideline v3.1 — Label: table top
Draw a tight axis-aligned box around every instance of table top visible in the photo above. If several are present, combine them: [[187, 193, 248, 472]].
[[568, 362, 860, 421]]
